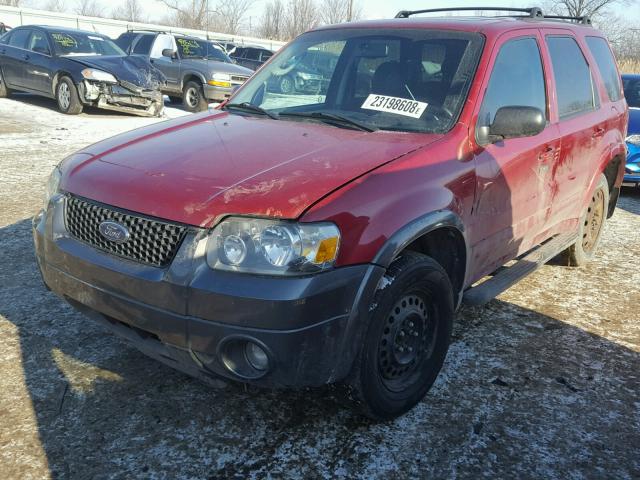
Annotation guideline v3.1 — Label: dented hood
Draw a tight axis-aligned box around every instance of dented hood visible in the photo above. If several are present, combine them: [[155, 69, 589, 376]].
[[71, 55, 165, 89], [62, 111, 440, 227]]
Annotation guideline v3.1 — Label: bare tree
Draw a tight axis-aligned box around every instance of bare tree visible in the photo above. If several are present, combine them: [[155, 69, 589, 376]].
[[259, 0, 286, 40], [283, 0, 318, 39], [74, 0, 104, 17], [160, 0, 210, 30], [214, 0, 254, 35], [544, 0, 630, 19], [0, 0, 24, 6], [320, 0, 361, 25], [43, 0, 67, 12], [112, 0, 146, 22]]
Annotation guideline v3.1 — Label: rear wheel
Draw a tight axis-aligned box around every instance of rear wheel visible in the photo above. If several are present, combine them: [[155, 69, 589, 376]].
[[564, 173, 609, 266], [182, 81, 208, 112], [346, 252, 454, 420], [56, 76, 83, 115]]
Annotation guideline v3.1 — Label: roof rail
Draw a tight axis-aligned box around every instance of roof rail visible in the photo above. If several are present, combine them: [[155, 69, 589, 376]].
[[543, 14, 592, 25], [395, 6, 544, 19], [394, 6, 592, 25], [126, 27, 168, 34]]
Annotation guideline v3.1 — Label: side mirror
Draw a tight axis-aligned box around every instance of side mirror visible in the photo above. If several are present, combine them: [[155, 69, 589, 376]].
[[162, 48, 177, 59], [478, 106, 545, 145]]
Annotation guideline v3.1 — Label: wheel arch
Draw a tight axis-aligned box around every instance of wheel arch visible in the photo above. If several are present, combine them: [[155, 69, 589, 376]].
[[181, 71, 206, 90], [372, 210, 469, 307], [51, 70, 77, 97]]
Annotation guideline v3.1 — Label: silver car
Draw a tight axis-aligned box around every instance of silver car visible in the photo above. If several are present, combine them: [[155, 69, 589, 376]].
[[115, 30, 254, 112]]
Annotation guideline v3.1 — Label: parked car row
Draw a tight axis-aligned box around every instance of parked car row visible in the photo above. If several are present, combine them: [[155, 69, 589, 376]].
[[0, 24, 275, 116]]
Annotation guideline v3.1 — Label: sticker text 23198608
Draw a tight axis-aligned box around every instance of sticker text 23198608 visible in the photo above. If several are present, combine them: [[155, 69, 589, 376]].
[[361, 94, 428, 119]]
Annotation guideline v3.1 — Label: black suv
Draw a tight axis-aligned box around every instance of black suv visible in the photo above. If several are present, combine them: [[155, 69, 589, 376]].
[[231, 46, 274, 71], [116, 31, 253, 112]]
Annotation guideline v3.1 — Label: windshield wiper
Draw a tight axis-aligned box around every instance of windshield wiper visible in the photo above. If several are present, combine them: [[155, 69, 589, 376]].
[[278, 111, 377, 132], [224, 102, 279, 120]]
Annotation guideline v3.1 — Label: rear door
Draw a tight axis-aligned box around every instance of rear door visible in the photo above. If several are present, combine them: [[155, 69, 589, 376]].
[[541, 30, 606, 224], [470, 29, 561, 276], [1, 28, 32, 88]]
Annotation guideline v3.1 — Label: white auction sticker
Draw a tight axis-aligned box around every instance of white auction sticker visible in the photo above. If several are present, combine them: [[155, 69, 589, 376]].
[[361, 94, 428, 119]]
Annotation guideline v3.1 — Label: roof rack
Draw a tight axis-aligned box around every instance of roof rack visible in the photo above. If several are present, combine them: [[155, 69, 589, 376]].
[[394, 6, 592, 25]]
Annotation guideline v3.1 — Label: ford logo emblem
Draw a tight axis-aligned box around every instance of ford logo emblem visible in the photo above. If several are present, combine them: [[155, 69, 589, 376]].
[[98, 221, 130, 244]]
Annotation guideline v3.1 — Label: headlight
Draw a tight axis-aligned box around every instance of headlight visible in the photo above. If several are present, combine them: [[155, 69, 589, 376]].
[[206, 217, 340, 275], [626, 134, 640, 146], [208, 73, 232, 88], [81, 68, 117, 83], [43, 166, 61, 211]]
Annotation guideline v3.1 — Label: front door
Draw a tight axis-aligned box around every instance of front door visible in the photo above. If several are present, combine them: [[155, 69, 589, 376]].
[[469, 30, 561, 279]]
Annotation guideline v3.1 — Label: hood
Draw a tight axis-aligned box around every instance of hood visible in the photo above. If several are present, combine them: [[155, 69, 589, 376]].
[[628, 107, 640, 135], [62, 112, 440, 228], [180, 58, 253, 77], [71, 55, 165, 89]]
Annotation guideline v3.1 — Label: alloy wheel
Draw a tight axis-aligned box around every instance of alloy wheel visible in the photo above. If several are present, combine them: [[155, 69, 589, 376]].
[[58, 83, 71, 110]]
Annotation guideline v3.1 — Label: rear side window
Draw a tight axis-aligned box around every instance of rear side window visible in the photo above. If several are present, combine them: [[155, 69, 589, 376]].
[[478, 37, 547, 128], [8, 29, 30, 49], [245, 48, 260, 60], [546, 36, 595, 119], [585, 36, 621, 102], [133, 34, 154, 55], [114, 33, 136, 53]]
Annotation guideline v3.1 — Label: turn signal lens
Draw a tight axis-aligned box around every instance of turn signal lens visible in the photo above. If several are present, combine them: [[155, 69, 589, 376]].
[[314, 236, 339, 264]]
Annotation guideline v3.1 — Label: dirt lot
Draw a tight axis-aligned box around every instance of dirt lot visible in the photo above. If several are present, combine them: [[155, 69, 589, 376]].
[[1, 95, 639, 480]]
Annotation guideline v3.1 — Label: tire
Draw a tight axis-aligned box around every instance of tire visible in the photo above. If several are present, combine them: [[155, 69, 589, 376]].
[[346, 252, 454, 421], [279, 75, 294, 94], [56, 76, 83, 115], [564, 173, 609, 266], [182, 81, 208, 112], [0, 68, 11, 97]]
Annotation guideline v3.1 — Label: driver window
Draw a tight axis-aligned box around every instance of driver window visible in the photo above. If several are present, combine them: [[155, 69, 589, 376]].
[[478, 37, 547, 128], [29, 31, 50, 55], [151, 34, 175, 59]]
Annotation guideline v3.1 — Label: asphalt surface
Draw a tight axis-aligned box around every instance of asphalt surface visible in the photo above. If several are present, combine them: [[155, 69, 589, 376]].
[[1, 95, 639, 480]]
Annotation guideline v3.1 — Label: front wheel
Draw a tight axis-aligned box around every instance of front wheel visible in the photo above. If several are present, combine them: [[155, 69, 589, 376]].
[[182, 81, 208, 112], [56, 76, 83, 115], [564, 173, 609, 266], [346, 252, 454, 420], [279, 75, 294, 94]]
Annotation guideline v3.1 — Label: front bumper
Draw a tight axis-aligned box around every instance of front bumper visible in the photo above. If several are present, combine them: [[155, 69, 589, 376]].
[[203, 84, 235, 102], [33, 195, 383, 388], [79, 80, 164, 117]]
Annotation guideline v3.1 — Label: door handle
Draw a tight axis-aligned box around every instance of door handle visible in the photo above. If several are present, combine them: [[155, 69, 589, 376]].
[[592, 128, 605, 138], [23, 53, 30, 61]]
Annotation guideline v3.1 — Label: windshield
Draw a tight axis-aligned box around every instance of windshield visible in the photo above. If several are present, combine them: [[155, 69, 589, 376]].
[[176, 37, 231, 62], [231, 28, 484, 133], [51, 31, 125, 57], [623, 77, 640, 108]]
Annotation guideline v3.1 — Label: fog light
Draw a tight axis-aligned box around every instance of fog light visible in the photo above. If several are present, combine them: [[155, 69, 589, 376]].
[[244, 342, 268, 371]]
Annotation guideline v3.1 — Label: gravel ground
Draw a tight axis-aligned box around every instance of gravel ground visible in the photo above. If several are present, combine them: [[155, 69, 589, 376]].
[[1, 95, 639, 480]]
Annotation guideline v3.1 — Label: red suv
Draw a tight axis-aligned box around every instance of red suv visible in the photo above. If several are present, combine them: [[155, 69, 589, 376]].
[[34, 7, 628, 420]]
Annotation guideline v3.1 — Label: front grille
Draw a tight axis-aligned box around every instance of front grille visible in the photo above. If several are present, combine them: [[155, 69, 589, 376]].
[[65, 196, 188, 267]]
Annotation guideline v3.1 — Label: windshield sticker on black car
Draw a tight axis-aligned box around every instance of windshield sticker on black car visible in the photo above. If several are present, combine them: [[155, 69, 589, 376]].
[[51, 33, 77, 48], [361, 94, 428, 119]]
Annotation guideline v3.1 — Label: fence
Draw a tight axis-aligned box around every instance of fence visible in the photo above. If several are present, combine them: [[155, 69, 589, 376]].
[[0, 5, 286, 51]]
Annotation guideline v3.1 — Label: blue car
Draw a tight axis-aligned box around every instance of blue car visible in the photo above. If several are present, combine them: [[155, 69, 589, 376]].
[[623, 74, 640, 184]]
